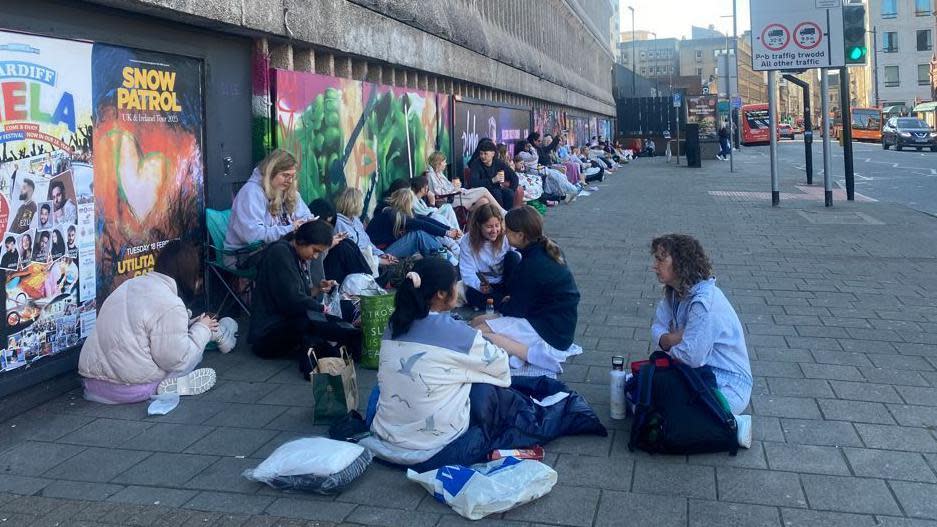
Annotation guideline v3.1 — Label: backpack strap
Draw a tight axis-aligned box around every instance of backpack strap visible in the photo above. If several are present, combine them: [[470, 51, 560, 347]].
[[628, 362, 656, 452], [674, 363, 739, 455]]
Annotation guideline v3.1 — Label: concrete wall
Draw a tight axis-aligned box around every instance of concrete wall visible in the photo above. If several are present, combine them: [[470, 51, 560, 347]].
[[83, 0, 616, 116]]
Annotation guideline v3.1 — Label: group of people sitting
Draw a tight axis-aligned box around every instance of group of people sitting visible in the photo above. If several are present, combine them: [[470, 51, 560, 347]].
[[76, 138, 753, 470]]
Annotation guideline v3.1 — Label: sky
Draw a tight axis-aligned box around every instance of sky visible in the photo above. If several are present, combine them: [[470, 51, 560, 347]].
[[618, 0, 753, 40]]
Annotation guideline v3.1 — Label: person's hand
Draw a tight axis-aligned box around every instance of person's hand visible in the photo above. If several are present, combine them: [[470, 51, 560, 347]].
[[447, 229, 462, 240], [331, 231, 348, 248], [292, 217, 310, 231], [319, 279, 338, 293], [195, 314, 219, 332], [494, 170, 505, 184], [426, 192, 437, 206], [452, 178, 462, 190], [379, 253, 398, 265], [479, 283, 491, 295]]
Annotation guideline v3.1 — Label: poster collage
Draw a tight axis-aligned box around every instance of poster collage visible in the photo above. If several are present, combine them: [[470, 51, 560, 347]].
[[0, 32, 204, 373]]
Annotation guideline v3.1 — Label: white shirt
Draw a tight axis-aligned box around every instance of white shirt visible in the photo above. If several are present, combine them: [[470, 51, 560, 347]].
[[458, 234, 515, 291]]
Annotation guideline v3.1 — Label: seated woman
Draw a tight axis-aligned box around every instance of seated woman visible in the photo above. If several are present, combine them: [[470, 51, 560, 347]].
[[472, 206, 582, 378], [513, 155, 563, 206], [225, 149, 313, 256], [366, 189, 461, 265], [467, 139, 518, 210], [649, 234, 753, 444], [459, 204, 520, 311], [410, 175, 459, 230], [333, 187, 398, 276], [79, 241, 219, 404], [424, 151, 504, 215], [249, 220, 361, 363], [369, 258, 510, 468], [367, 257, 606, 471]]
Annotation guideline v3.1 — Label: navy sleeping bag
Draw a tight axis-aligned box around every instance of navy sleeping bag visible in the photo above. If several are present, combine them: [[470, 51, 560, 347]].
[[407, 375, 608, 472]]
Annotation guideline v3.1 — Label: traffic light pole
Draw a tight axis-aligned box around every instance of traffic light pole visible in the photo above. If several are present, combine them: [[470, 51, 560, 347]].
[[782, 74, 814, 185], [839, 67, 855, 201]]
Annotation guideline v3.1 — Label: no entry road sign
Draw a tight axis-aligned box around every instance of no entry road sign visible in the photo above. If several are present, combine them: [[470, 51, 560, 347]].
[[750, 0, 844, 71]]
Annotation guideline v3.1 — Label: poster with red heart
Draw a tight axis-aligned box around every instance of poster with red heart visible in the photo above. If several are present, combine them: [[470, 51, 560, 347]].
[[91, 44, 205, 300], [0, 32, 94, 373]]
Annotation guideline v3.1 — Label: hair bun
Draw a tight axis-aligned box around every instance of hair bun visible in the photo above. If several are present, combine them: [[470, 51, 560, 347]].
[[406, 271, 421, 288]]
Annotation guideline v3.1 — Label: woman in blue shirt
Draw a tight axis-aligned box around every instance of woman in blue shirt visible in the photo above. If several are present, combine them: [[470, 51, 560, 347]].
[[650, 234, 753, 444]]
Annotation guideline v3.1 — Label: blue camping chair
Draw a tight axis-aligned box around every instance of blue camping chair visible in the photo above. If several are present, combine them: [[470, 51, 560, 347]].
[[205, 208, 263, 317]]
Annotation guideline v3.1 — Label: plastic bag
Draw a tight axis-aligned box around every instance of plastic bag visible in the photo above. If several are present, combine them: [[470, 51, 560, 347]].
[[242, 437, 373, 494], [339, 273, 385, 298], [147, 392, 180, 415], [407, 457, 558, 520], [323, 289, 343, 317]]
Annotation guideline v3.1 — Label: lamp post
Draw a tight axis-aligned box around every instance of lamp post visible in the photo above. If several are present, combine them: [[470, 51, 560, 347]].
[[649, 31, 660, 95], [872, 26, 880, 107], [628, 6, 635, 97]]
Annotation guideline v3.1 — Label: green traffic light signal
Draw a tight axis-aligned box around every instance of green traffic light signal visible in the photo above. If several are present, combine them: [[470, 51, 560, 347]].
[[848, 46, 867, 61]]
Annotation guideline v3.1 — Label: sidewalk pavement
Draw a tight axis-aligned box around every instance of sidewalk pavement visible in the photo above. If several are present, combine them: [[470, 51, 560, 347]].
[[3, 149, 937, 526]]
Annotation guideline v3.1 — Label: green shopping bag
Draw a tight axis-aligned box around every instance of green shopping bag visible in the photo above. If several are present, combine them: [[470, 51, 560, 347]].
[[309, 347, 358, 424], [359, 292, 395, 369]]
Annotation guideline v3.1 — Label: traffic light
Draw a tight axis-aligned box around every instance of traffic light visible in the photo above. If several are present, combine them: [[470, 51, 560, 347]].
[[843, 4, 867, 65]]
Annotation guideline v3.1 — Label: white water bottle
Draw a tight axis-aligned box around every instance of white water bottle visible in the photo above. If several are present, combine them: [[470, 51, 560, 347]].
[[609, 356, 627, 420]]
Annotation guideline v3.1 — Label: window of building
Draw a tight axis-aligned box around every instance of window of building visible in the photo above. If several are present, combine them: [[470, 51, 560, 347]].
[[641, 67, 646, 75], [696, 50, 702, 58], [915, 0, 930, 15], [917, 30, 933, 51], [882, 0, 897, 18], [696, 67, 703, 76], [883, 32, 898, 53], [640, 51, 646, 59], [918, 64, 931, 85], [884, 65, 900, 87]]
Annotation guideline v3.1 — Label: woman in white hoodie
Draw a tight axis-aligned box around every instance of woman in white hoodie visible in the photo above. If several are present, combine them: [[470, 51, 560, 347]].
[[225, 149, 314, 252], [79, 241, 219, 404]]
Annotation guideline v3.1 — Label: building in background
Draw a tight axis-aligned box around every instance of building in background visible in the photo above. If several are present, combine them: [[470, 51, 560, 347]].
[[617, 38, 680, 88], [692, 25, 725, 39], [679, 33, 766, 105], [868, 0, 934, 108]]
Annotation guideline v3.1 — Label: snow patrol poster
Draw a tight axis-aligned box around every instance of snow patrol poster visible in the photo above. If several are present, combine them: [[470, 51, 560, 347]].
[[0, 32, 95, 373], [92, 44, 205, 300]]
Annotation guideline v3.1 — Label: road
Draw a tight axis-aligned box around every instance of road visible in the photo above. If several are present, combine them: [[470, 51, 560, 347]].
[[741, 138, 937, 216]]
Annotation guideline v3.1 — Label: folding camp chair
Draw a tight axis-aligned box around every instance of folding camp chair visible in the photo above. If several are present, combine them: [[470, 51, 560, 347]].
[[205, 208, 263, 317]]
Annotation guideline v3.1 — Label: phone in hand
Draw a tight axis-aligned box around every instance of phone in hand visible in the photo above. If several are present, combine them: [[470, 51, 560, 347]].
[[476, 272, 490, 287]]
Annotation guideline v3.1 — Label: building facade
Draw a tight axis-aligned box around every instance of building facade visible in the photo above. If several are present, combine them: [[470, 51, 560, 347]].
[[0, 0, 616, 397], [679, 34, 767, 105], [617, 38, 680, 86], [868, 0, 935, 107]]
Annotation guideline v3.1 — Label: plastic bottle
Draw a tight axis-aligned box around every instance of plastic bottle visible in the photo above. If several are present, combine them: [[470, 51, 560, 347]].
[[609, 356, 627, 420], [485, 298, 495, 316]]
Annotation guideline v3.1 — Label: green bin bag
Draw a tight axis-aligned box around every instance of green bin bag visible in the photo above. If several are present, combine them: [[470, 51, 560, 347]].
[[359, 292, 396, 369]]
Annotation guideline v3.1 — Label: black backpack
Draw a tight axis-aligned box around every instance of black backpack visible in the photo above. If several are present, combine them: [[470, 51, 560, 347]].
[[628, 353, 738, 456]]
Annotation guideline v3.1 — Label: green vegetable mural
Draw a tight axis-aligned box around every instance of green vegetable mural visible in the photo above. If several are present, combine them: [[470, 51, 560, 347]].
[[273, 71, 451, 217]]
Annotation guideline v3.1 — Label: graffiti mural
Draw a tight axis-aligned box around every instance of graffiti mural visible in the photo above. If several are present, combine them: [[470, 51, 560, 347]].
[[453, 101, 530, 179], [565, 114, 593, 148], [273, 71, 451, 217], [534, 109, 564, 138]]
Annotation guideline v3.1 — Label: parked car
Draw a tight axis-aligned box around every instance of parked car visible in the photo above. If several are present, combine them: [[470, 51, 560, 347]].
[[777, 124, 795, 140], [882, 117, 937, 152]]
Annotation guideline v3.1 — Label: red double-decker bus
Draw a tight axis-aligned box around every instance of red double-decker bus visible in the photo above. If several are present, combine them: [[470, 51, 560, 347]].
[[741, 104, 771, 145]]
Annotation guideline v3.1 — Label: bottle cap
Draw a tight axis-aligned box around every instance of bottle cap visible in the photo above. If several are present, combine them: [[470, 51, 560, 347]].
[[611, 356, 625, 370]]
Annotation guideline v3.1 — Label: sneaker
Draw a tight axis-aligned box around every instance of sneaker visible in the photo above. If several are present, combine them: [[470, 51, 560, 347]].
[[587, 185, 599, 192], [157, 368, 217, 396], [735, 414, 752, 449], [715, 154, 724, 161], [563, 193, 575, 204], [546, 200, 558, 207], [211, 318, 237, 354]]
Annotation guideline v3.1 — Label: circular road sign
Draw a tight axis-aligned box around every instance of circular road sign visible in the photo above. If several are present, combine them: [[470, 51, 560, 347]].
[[761, 24, 790, 52], [794, 22, 823, 50]]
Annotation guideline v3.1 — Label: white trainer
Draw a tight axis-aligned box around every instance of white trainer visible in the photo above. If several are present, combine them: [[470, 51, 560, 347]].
[[157, 368, 217, 396], [736, 414, 752, 449]]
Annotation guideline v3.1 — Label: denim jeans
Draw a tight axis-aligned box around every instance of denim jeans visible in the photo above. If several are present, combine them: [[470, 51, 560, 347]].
[[719, 138, 731, 157], [384, 230, 443, 258]]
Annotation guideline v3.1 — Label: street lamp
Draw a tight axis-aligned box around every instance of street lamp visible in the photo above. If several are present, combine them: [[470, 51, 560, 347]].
[[628, 6, 635, 97], [649, 31, 660, 95]]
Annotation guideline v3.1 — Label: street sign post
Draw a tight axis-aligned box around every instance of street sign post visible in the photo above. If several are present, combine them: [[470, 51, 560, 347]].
[[750, 0, 844, 72], [673, 93, 682, 108]]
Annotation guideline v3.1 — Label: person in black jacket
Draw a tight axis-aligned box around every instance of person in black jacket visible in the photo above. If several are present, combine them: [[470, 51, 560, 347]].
[[309, 198, 370, 284], [471, 206, 581, 378], [365, 188, 461, 264], [249, 220, 361, 364], [468, 139, 518, 210]]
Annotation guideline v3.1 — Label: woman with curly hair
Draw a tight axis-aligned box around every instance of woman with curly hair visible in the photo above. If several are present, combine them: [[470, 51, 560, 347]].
[[650, 234, 752, 444]]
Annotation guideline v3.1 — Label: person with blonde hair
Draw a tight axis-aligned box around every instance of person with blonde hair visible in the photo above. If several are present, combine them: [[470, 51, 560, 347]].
[[225, 149, 314, 251], [333, 186, 396, 276], [424, 151, 505, 215], [366, 188, 460, 264]]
